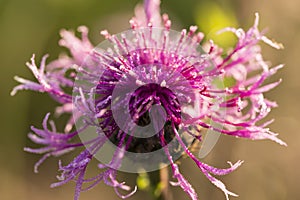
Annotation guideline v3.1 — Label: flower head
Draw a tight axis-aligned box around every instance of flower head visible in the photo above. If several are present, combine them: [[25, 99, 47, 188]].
[[12, 1, 285, 200]]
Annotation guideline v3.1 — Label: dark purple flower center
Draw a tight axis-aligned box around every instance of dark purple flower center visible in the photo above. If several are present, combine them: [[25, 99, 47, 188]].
[[96, 73, 181, 153]]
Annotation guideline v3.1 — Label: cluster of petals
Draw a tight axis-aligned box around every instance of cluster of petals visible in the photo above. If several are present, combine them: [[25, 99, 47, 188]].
[[11, 0, 285, 200]]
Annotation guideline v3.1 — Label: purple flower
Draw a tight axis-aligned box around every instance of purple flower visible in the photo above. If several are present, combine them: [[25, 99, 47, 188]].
[[11, 1, 286, 200]]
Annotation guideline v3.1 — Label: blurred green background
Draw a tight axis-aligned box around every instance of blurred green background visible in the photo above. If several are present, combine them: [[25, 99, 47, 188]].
[[1, 0, 299, 199]]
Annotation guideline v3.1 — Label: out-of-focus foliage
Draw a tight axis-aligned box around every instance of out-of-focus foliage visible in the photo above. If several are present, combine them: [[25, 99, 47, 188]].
[[195, 1, 238, 47]]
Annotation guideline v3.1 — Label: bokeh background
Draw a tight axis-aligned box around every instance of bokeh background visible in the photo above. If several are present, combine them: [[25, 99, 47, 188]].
[[1, 0, 299, 199]]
